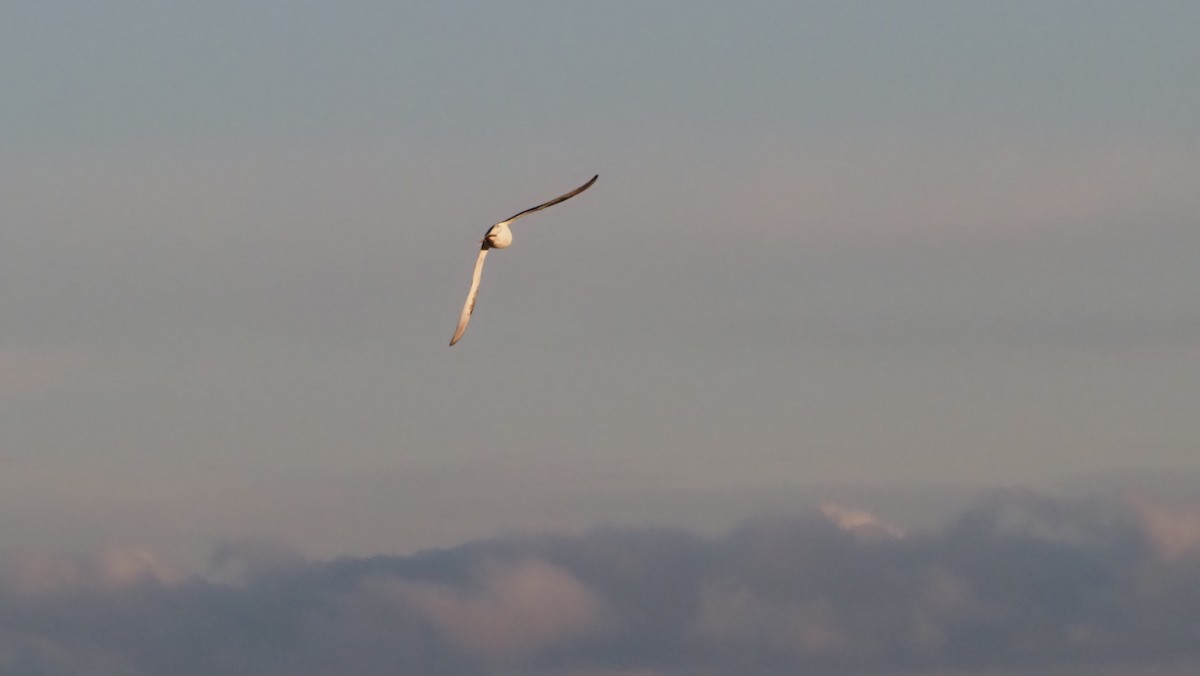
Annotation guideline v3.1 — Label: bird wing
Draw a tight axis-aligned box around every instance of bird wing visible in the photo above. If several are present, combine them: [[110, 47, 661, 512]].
[[497, 175, 598, 226], [450, 246, 490, 346]]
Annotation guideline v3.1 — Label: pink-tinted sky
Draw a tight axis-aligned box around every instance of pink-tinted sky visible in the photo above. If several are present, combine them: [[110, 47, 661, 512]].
[[1, 3, 1198, 673]]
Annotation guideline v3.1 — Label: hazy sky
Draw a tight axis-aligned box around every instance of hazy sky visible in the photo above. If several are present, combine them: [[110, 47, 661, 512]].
[[1, 3, 1199, 672]]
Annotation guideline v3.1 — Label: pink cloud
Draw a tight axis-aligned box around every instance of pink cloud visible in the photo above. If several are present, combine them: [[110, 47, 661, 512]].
[[396, 558, 604, 659], [820, 503, 904, 540], [1129, 498, 1200, 560], [2, 548, 182, 597]]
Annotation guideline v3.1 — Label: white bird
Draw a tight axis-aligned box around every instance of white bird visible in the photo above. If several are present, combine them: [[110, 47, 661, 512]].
[[449, 175, 598, 346]]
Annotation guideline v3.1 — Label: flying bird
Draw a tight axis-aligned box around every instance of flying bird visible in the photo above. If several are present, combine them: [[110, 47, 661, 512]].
[[449, 174, 598, 346]]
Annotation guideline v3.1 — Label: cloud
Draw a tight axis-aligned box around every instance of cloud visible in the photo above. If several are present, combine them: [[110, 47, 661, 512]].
[[819, 502, 905, 540], [0, 547, 181, 597], [1129, 499, 1200, 560], [0, 493, 1198, 675], [396, 557, 604, 660]]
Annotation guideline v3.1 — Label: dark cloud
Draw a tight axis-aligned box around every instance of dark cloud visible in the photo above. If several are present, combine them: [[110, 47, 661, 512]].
[[1, 492, 1199, 676]]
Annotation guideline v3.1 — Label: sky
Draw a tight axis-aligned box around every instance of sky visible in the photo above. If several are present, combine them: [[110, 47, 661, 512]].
[[1, 2, 1199, 674]]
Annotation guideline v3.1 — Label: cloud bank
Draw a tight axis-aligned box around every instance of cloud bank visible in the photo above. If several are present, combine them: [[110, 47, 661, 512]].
[[2, 492, 1199, 675]]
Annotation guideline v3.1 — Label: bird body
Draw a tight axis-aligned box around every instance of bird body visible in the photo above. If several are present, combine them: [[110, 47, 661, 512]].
[[449, 175, 597, 346], [483, 221, 513, 249]]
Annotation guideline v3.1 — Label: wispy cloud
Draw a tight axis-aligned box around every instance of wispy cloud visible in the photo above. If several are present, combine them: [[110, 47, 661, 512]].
[[0, 492, 1198, 675]]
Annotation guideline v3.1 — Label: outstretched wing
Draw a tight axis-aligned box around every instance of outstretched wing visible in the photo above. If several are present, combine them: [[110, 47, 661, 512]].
[[498, 175, 598, 226], [450, 247, 490, 346]]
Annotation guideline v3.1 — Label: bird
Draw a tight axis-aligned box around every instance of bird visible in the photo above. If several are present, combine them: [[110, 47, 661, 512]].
[[449, 174, 597, 346]]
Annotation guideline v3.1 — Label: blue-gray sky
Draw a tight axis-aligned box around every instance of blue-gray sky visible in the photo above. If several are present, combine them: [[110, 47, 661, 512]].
[[1, 2, 1199, 671]]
